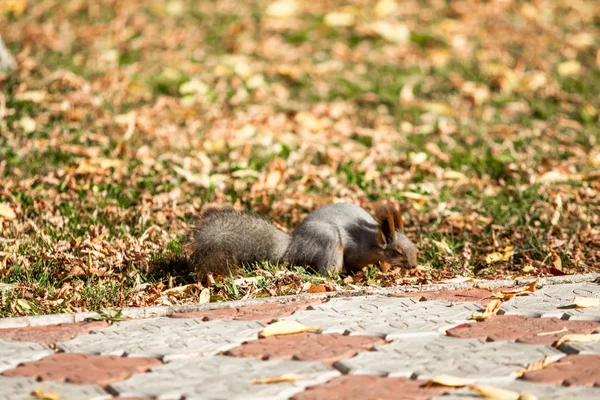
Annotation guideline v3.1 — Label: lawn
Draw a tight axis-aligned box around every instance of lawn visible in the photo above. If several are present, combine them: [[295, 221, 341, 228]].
[[0, 0, 599, 317]]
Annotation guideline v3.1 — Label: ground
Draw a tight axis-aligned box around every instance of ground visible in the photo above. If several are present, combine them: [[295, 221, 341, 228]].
[[0, 0, 599, 317]]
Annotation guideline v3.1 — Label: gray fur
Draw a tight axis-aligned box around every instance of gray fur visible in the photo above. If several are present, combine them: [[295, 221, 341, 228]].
[[189, 202, 418, 279], [285, 203, 417, 275], [190, 209, 290, 279]]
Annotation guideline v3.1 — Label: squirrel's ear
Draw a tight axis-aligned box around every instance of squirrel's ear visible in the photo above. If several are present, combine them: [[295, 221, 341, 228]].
[[392, 208, 404, 232], [378, 216, 396, 246]]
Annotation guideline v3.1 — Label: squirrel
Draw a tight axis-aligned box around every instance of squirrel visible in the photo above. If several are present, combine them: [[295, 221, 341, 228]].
[[189, 202, 417, 279]]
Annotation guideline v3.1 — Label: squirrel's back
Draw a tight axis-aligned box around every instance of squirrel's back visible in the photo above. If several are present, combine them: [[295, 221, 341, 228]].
[[189, 208, 290, 279]]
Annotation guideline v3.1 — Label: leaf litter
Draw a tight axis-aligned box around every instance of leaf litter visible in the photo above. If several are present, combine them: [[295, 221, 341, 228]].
[[0, 0, 599, 316]]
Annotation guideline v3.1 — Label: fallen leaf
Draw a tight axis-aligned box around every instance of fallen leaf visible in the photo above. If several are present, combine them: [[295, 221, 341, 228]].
[[554, 333, 600, 348], [557, 60, 581, 77], [370, 21, 410, 43], [426, 374, 474, 388], [572, 296, 600, 308], [265, 0, 297, 18], [199, 288, 210, 304], [472, 299, 503, 321], [253, 373, 303, 384], [324, 12, 355, 27], [432, 238, 453, 255], [0, 203, 16, 220], [259, 320, 320, 338], [440, 276, 474, 283], [468, 384, 520, 400], [517, 355, 553, 376], [31, 384, 61, 400], [307, 284, 327, 293], [19, 116, 36, 133], [492, 279, 538, 300], [486, 245, 514, 264]]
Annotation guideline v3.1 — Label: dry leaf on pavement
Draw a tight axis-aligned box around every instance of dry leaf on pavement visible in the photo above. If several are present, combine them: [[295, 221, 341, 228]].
[[472, 299, 503, 321], [259, 320, 320, 338], [517, 355, 553, 376], [468, 384, 537, 400], [572, 296, 600, 308], [31, 385, 61, 400], [253, 373, 303, 384], [554, 333, 600, 348], [492, 279, 539, 301], [425, 374, 474, 388]]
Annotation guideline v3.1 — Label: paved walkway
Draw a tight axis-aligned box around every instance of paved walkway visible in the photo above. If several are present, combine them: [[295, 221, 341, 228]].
[[1, 276, 600, 399]]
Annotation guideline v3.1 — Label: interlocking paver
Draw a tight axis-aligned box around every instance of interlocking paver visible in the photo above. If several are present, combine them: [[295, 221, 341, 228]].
[[335, 335, 564, 380], [107, 355, 340, 400], [2, 353, 163, 386], [521, 354, 600, 387], [283, 295, 481, 337], [291, 375, 448, 400], [560, 338, 600, 355], [57, 318, 265, 360], [225, 332, 385, 363], [0, 321, 109, 344], [434, 379, 600, 400], [171, 300, 322, 322], [498, 282, 600, 319], [446, 315, 600, 345], [0, 376, 110, 400], [0, 339, 53, 373], [390, 288, 496, 303]]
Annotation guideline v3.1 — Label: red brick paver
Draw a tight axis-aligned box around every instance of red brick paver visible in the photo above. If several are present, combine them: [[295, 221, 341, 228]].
[[170, 300, 323, 322], [0, 321, 109, 345], [1, 353, 163, 387], [521, 354, 600, 387], [446, 315, 600, 345], [290, 375, 448, 400], [225, 332, 385, 364], [391, 288, 495, 303]]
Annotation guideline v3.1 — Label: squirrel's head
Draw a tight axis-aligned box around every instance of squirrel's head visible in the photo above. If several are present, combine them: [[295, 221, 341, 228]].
[[374, 202, 418, 269]]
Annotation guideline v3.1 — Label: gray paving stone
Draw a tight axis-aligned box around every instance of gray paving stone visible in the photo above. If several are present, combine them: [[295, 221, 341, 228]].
[[283, 296, 481, 337], [0, 339, 53, 372], [499, 283, 600, 320], [0, 376, 110, 400], [57, 318, 265, 361], [108, 355, 340, 400], [335, 335, 564, 380], [560, 339, 600, 355], [434, 379, 600, 400]]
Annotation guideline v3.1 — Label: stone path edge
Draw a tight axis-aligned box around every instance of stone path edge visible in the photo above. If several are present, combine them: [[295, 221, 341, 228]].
[[1, 273, 597, 329]]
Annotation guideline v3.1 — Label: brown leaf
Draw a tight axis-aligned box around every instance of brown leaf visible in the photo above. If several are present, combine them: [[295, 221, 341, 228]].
[[253, 373, 303, 384], [517, 355, 553, 376], [472, 299, 503, 321]]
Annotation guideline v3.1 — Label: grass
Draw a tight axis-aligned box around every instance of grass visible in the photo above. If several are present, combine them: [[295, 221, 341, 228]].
[[0, 0, 599, 317]]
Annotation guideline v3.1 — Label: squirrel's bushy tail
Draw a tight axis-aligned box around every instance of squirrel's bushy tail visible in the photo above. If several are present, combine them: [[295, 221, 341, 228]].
[[189, 208, 290, 280]]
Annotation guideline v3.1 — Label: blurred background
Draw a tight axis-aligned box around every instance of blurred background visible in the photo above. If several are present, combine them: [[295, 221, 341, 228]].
[[0, 0, 599, 315]]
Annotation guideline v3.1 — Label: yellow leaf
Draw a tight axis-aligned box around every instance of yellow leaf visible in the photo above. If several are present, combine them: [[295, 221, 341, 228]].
[[253, 373, 303, 384], [324, 12, 355, 27], [0, 0, 27, 16], [492, 279, 538, 301], [443, 170, 467, 180], [472, 299, 502, 321], [0, 203, 16, 220], [374, 0, 397, 17], [486, 246, 514, 264], [517, 355, 553, 376], [425, 374, 474, 388], [573, 296, 600, 308], [441, 276, 474, 283], [557, 60, 581, 77], [468, 384, 520, 400], [31, 384, 61, 400], [259, 320, 320, 338], [19, 116, 36, 133], [199, 288, 210, 304], [265, 0, 297, 18], [370, 21, 410, 44], [554, 333, 600, 348]]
